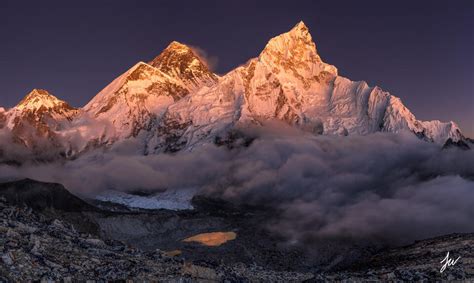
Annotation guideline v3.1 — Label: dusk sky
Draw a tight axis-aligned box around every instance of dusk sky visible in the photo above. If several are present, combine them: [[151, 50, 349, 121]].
[[1, 0, 472, 136]]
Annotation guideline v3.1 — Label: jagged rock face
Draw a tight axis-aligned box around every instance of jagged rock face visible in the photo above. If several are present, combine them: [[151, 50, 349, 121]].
[[443, 138, 471, 150], [1, 89, 78, 154], [149, 41, 218, 91], [147, 21, 463, 152]]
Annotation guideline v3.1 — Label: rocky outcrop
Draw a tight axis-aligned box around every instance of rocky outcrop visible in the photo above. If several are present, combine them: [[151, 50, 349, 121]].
[[0, 179, 95, 212]]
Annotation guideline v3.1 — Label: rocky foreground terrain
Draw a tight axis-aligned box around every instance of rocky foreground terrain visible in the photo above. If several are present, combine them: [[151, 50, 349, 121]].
[[0, 197, 317, 282], [0, 179, 473, 281]]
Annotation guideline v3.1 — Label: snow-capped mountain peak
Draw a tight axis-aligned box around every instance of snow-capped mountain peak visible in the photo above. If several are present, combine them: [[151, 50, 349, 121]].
[[292, 21, 310, 35], [162, 41, 192, 54], [265, 20, 314, 51], [149, 41, 218, 90], [16, 89, 76, 113], [1, 89, 79, 155], [259, 21, 338, 78]]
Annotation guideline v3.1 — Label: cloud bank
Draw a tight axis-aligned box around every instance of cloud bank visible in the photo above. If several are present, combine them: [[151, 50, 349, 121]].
[[0, 123, 473, 246]]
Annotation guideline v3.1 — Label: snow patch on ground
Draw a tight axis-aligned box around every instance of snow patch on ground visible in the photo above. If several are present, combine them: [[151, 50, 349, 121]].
[[96, 188, 197, 210]]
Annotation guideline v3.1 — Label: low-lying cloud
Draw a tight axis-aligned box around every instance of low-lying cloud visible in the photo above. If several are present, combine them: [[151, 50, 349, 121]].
[[0, 122, 473, 246]]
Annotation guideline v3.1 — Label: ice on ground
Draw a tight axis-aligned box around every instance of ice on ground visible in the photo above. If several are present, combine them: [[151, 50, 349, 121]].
[[96, 188, 197, 210]]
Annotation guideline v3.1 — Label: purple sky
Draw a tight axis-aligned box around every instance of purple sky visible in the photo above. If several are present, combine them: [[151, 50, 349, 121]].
[[0, 0, 472, 136]]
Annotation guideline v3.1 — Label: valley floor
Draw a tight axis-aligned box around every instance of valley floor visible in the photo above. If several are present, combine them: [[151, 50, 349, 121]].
[[0, 180, 473, 282]]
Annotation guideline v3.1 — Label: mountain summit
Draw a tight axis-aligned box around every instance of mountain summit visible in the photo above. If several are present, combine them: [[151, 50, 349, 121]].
[[259, 21, 337, 78], [149, 41, 218, 90], [16, 89, 76, 115]]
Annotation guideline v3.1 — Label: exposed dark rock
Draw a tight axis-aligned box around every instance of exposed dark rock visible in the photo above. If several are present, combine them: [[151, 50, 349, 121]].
[[443, 138, 471, 150], [213, 129, 256, 149], [0, 179, 96, 212], [0, 179, 100, 235]]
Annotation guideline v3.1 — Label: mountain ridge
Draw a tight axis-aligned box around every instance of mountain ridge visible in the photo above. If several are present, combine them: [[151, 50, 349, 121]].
[[144, 21, 464, 152], [0, 22, 467, 160]]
